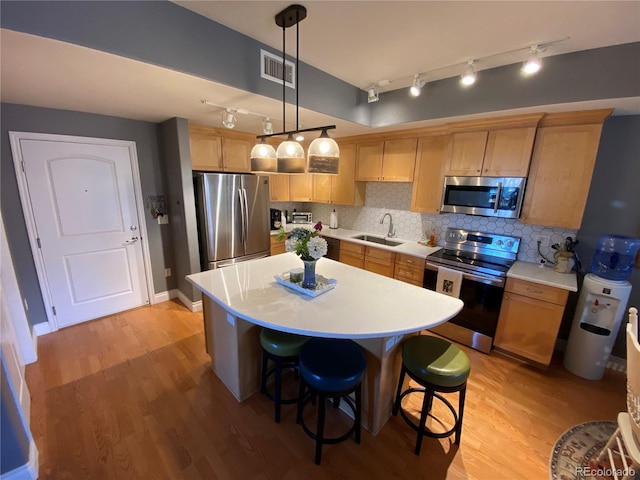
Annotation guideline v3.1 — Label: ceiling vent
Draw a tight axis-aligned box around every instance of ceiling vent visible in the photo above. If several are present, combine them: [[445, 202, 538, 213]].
[[261, 49, 295, 89]]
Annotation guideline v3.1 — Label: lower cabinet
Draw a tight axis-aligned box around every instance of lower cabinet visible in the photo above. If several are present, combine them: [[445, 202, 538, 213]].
[[339, 241, 364, 268], [393, 253, 425, 286], [494, 277, 569, 366], [364, 246, 395, 277], [270, 235, 286, 256]]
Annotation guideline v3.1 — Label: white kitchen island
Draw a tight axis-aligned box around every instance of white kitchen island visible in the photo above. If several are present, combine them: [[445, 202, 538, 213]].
[[186, 253, 463, 434]]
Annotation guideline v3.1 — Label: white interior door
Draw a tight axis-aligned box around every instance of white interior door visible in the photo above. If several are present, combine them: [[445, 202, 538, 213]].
[[13, 136, 149, 328]]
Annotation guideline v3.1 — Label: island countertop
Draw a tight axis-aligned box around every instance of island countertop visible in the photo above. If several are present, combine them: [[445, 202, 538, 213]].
[[186, 254, 463, 339]]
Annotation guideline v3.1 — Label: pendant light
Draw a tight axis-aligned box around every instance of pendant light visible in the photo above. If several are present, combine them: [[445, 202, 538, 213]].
[[250, 138, 277, 173], [252, 4, 339, 175]]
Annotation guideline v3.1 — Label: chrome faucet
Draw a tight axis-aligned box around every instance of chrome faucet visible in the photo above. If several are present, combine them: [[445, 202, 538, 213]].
[[380, 212, 396, 238]]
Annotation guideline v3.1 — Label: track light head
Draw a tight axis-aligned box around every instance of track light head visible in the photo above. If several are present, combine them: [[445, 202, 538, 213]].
[[367, 85, 379, 103], [460, 60, 477, 86], [522, 46, 543, 75], [409, 74, 424, 97], [262, 117, 273, 135], [222, 108, 236, 129]]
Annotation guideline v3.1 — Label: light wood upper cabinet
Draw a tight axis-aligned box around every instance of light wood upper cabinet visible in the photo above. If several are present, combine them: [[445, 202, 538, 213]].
[[444, 127, 536, 177], [188, 124, 252, 172], [356, 138, 417, 182], [289, 174, 313, 202], [520, 110, 611, 229], [312, 144, 365, 205], [445, 131, 488, 176], [410, 135, 452, 214], [483, 127, 537, 176], [268, 174, 290, 202], [190, 125, 222, 171], [221, 137, 252, 172]]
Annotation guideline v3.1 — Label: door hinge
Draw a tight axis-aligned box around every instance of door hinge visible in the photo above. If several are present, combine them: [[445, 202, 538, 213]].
[[37, 238, 42, 248], [52, 306, 57, 316]]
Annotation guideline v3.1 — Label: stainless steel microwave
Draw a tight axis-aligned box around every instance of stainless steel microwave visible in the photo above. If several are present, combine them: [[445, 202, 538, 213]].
[[441, 176, 526, 218]]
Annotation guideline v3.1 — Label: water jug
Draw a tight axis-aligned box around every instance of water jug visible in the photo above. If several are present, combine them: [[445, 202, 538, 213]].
[[590, 234, 640, 281]]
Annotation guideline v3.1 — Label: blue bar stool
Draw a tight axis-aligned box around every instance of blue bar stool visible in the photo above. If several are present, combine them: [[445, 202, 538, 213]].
[[296, 338, 367, 465], [260, 328, 310, 423], [393, 335, 471, 455]]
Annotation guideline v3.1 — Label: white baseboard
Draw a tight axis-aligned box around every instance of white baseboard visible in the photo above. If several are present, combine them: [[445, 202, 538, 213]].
[[33, 321, 52, 337], [176, 289, 203, 312], [0, 440, 38, 480], [153, 290, 174, 304]]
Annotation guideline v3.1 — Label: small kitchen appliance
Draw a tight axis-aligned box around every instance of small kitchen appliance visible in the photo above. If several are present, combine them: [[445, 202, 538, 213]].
[[270, 208, 282, 230], [292, 212, 312, 224], [424, 228, 520, 353], [564, 234, 639, 380]]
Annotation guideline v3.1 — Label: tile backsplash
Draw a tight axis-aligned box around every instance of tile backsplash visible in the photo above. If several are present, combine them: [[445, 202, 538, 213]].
[[273, 182, 577, 264]]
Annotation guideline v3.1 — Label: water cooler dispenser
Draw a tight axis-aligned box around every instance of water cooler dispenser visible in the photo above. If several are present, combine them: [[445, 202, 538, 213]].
[[564, 234, 639, 380]]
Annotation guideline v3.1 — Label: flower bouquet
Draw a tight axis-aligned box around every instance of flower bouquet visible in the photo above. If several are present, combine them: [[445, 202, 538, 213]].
[[277, 222, 327, 288]]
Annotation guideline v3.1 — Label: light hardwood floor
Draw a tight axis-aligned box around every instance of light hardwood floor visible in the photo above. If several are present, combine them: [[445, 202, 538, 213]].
[[27, 300, 626, 479]]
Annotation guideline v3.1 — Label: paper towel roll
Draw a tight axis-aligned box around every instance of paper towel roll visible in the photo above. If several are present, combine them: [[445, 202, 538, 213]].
[[330, 209, 338, 229]]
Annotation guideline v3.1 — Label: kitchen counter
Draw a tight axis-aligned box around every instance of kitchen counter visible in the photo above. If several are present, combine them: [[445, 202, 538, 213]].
[[271, 224, 441, 259], [186, 254, 462, 434], [507, 260, 578, 291]]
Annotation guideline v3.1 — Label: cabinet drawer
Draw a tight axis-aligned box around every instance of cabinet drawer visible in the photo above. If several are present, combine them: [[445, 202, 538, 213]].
[[394, 263, 423, 284], [365, 246, 395, 263], [340, 251, 364, 269], [340, 241, 365, 255], [505, 278, 568, 306], [395, 253, 424, 268], [364, 258, 395, 278]]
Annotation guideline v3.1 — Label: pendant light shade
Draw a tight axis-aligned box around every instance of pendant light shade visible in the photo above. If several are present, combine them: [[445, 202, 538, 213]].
[[307, 129, 339, 174], [250, 139, 277, 173], [276, 134, 306, 173]]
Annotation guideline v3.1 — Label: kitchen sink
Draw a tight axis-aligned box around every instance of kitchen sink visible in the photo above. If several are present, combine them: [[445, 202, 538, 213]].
[[351, 234, 404, 247]]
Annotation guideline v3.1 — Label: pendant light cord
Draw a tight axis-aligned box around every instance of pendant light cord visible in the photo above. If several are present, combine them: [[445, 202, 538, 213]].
[[295, 11, 299, 132], [282, 24, 286, 133]]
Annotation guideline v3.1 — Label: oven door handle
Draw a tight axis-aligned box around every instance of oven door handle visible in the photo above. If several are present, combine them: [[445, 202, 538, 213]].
[[425, 262, 505, 288]]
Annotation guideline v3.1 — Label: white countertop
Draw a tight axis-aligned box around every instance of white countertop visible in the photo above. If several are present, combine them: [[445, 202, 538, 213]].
[[271, 224, 441, 260], [186, 254, 463, 339], [507, 260, 578, 292]]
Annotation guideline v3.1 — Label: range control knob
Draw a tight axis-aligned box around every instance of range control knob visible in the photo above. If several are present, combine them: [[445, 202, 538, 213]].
[[458, 234, 464, 240], [496, 240, 503, 246], [505, 240, 514, 248]]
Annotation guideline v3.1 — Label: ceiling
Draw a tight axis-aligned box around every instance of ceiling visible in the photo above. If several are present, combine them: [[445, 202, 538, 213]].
[[2, 1, 639, 137]]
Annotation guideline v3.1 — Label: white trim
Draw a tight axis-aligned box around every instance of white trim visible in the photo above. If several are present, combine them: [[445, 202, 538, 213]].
[[33, 322, 52, 337], [153, 290, 172, 304], [0, 440, 38, 480], [8, 131, 155, 331], [176, 289, 202, 312]]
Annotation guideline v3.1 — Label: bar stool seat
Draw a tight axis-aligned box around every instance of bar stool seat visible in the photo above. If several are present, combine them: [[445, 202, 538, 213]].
[[260, 328, 310, 423], [296, 338, 366, 465], [393, 335, 470, 455]]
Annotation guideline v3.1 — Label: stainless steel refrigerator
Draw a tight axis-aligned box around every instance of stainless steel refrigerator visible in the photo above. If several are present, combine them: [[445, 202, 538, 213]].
[[194, 172, 271, 270]]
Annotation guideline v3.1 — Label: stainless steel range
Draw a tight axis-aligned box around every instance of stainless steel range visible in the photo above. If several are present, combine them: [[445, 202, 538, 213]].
[[423, 228, 520, 353]]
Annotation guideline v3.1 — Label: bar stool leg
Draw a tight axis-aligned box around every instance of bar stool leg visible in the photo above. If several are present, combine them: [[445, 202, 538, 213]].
[[260, 350, 268, 394], [455, 385, 467, 444], [315, 394, 327, 465], [393, 365, 407, 416], [296, 380, 306, 425], [415, 388, 434, 455], [274, 357, 282, 423], [355, 384, 362, 444]]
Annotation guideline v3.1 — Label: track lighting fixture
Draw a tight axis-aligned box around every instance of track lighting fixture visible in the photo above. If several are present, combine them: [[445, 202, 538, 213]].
[[222, 108, 236, 129], [409, 74, 423, 97], [460, 60, 477, 86], [252, 4, 339, 175], [522, 46, 543, 75], [367, 85, 379, 103], [262, 117, 273, 135]]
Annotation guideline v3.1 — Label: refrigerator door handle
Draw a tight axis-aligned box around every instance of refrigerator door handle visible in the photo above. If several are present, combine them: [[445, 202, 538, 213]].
[[238, 188, 248, 254], [242, 188, 249, 254]]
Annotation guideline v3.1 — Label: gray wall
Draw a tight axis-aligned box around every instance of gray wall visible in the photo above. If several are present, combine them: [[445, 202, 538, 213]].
[[160, 118, 201, 303], [565, 115, 640, 357], [1, 103, 174, 327]]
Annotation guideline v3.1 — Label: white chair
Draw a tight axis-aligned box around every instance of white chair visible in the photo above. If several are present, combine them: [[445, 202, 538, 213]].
[[598, 307, 640, 480]]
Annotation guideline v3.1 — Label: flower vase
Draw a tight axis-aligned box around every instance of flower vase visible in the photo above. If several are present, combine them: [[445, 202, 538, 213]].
[[302, 259, 317, 289]]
